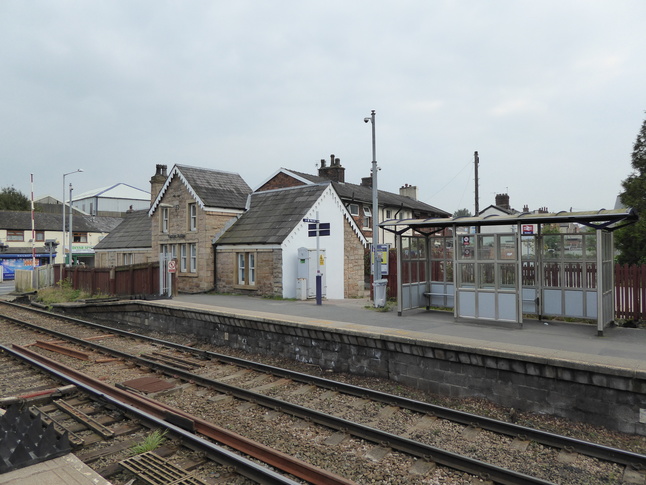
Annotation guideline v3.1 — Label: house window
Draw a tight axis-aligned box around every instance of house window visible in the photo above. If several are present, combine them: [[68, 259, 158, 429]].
[[385, 209, 392, 219], [236, 252, 256, 286], [348, 204, 359, 216], [7, 230, 23, 242], [363, 207, 372, 228], [35, 231, 45, 242], [162, 207, 169, 233], [189, 203, 197, 231], [189, 243, 197, 273], [180, 244, 187, 272], [161, 244, 176, 259], [123, 253, 133, 265], [73, 232, 88, 243]]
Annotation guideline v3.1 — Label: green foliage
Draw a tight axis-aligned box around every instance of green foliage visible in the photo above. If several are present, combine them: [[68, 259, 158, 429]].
[[129, 429, 168, 455], [453, 208, 472, 218], [616, 116, 646, 264], [35, 279, 90, 304], [0, 186, 30, 211]]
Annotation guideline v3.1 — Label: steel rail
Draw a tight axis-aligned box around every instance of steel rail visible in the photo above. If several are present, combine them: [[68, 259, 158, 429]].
[[3, 301, 646, 470], [3, 344, 346, 485], [4, 315, 555, 484]]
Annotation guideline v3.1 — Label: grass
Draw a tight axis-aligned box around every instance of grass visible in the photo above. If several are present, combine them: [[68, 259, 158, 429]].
[[35, 279, 110, 304], [129, 429, 168, 455]]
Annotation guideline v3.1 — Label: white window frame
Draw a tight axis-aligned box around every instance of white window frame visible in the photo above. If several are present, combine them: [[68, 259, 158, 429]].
[[189, 203, 197, 231], [180, 244, 187, 272], [189, 243, 197, 273], [237, 253, 245, 284], [249, 253, 255, 285], [348, 204, 359, 216], [162, 207, 169, 233]]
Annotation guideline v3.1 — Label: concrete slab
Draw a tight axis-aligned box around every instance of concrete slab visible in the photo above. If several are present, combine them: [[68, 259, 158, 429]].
[[0, 454, 111, 485]]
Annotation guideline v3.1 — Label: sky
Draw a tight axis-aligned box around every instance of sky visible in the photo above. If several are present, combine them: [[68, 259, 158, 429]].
[[2, 1, 645, 216]]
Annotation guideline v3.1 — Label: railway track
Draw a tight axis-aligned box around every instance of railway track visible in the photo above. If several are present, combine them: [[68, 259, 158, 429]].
[[0, 344, 304, 484], [1, 300, 645, 484]]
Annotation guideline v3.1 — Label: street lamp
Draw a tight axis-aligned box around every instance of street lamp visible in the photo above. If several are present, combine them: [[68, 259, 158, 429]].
[[62, 169, 83, 276], [364, 110, 384, 307]]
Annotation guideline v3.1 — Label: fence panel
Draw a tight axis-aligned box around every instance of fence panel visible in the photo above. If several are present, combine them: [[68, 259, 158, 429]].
[[615, 264, 646, 321]]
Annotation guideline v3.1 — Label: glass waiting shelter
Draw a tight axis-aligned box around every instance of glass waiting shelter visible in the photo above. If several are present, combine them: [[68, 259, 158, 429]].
[[380, 209, 637, 335]]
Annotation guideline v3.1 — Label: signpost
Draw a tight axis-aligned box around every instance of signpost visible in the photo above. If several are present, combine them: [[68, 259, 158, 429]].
[[303, 214, 330, 305]]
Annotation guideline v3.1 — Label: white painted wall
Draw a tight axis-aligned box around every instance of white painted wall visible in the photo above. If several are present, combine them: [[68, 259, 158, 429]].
[[282, 186, 351, 299]]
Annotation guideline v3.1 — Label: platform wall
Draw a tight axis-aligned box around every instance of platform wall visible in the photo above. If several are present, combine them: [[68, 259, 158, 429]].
[[64, 301, 646, 436]]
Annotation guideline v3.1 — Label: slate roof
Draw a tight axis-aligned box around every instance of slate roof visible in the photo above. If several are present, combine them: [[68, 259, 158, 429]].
[[0, 211, 123, 233], [94, 210, 151, 250], [215, 185, 328, 245], [279, 169, 450, 217], [151, 164, 252, 213]]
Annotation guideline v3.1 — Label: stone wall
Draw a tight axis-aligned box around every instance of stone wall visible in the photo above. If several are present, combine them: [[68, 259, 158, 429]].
[[344, 220, 366, 298], [68, 301, 646, 436], [151, 177, 241, 293], [216, 249, 282, 297]]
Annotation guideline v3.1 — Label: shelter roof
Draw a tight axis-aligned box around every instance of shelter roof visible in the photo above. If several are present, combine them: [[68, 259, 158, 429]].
[[380, 208, 638, 234], [74, 183, 150, 201], [94, 210, 151, 250]]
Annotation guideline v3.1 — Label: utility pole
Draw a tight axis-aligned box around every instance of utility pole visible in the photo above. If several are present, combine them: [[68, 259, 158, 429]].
[[474, 151, 480, 216], [365, 109, 384, 307]]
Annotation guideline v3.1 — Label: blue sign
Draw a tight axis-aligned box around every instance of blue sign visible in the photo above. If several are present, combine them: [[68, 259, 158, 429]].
[[308, 223, 330, 237]]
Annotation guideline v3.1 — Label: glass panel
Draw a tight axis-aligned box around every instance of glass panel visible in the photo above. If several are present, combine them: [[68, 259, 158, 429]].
[[419, 260, 426, 281], [445, 238, 454, 259], [459, 263, 475, 287], [431, 260, 444, 281], [402, 237, 411, 260], [446, 261, 454, 282], [543, 233, 562, 259], [499, 263, 516, 288], [586, 262, 597, 289], [478, 262, 495, 288], [431, 237, 444, 259], [402, 261, 411, 284], [543, 262, 561, 287], [478, 235, 495, 260], [584, 234, 597, 259], [522, 261, 536, 286], [564, 235, 583, 259], [521, 236, 536, 260], [418, 238, 426, 259], [564, 262, 583, 288], [459, 235, 474, 260], [498, 235, 516, 260]]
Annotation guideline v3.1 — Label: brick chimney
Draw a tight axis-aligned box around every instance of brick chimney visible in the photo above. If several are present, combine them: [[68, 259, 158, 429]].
[[150, 164, 167, 205], [399, 184, 418, 201], [361, 176, 372, 187], [495, 193, 510, 210], [318, 154, 345, 183]]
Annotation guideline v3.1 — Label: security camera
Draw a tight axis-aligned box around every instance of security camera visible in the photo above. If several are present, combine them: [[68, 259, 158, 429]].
[[364, 117, 370, 123]]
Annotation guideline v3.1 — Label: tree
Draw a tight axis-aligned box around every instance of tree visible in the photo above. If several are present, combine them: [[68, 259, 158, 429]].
[[453, 208, 472, 218], [615, 115, 646, 264], [0, 186, 30, 211]]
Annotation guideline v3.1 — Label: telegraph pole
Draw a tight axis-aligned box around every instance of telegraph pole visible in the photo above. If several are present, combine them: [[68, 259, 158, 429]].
[[474, 151, 480, 216]]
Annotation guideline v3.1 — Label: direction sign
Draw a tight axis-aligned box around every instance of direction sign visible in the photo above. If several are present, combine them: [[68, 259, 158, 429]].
[[308, 222, 330, 237]]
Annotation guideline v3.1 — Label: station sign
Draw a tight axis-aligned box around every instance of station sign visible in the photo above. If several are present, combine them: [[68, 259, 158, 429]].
[[308, 222, 330, 237]]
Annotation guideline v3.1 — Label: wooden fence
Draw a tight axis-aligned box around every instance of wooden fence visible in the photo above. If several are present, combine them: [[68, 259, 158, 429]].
[[54, 262, 162, 298], [615, 264, 646, 321]]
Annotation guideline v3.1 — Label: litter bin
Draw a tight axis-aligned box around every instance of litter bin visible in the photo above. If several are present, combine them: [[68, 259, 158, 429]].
[[373, 279, 387, 308]]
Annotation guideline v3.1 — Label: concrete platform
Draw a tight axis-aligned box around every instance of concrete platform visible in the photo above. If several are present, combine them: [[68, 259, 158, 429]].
[[171, 293, 646, 372], [0, 454, 111, 485]]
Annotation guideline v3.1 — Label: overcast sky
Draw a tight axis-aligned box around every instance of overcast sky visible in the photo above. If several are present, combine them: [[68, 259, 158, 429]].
[[2, 1, 645, 215]]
